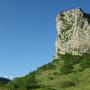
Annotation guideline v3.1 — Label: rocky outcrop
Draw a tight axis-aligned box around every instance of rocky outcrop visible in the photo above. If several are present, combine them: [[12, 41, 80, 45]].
[[55, 8, 90, 59]]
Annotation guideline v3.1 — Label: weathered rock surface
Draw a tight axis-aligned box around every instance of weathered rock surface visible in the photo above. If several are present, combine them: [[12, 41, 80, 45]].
[[55, 8, 90, 59]]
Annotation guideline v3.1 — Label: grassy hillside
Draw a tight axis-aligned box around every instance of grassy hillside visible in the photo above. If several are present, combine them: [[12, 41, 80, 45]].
[[1, 53, 90, 90], [0, 77, 10, 90]]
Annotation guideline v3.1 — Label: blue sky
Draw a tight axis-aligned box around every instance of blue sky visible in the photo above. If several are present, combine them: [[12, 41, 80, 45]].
[[0, 0, 90, 79]]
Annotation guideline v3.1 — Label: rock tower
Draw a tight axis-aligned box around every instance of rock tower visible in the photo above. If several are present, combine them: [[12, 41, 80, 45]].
[[55, 8, 90, 59]]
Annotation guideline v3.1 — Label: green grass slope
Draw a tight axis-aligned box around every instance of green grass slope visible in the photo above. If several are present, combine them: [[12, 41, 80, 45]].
[[0, 77, 10, 90], [2, 54, 90, 90]]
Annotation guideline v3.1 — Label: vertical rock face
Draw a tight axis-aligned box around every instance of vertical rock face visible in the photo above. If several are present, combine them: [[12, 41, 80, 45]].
[[55, 8, 90, 59]]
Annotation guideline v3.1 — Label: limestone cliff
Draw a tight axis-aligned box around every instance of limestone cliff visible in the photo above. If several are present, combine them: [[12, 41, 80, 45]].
[[55, 8, 90, 59]]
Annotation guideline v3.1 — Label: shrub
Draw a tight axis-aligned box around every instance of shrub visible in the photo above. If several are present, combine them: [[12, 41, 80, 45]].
[[48, 76, 54, 80], [79, 53, 90, 69], [60, 64, 73, 74], [38, 63, 56, 71], [60, 80, 76, 88], [53, 72, 60, 75], [80, 59, 90, 69], [60, 54, 81, 74]]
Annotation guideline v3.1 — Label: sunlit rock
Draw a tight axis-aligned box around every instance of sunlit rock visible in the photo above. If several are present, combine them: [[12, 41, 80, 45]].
[[55, 8, 90, 59]]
